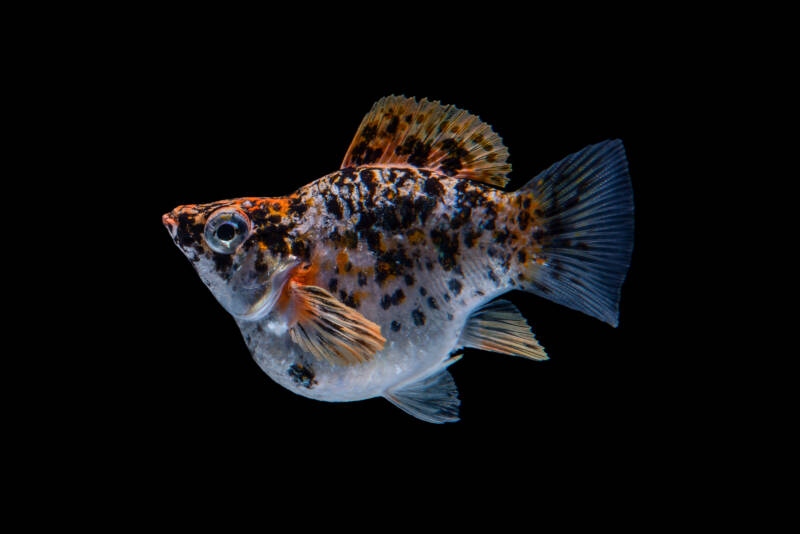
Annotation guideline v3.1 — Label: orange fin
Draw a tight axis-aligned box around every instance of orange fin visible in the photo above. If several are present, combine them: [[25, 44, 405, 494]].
[[341, 95, 511, 188], [459, 300, 548, 361], [288, 283, 386, 366]]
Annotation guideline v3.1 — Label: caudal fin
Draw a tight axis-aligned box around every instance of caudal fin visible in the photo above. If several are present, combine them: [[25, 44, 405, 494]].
[[517, 140, 634, 326]]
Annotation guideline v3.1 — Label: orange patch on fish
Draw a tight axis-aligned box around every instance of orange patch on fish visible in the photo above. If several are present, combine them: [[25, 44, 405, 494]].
[[407, 229, 426, 245], [336, 250, 350, 274]]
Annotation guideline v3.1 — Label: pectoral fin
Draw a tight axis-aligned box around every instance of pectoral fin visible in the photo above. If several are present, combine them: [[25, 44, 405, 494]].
[[459, 299, 548, 361], [288, 283, 386, 366]]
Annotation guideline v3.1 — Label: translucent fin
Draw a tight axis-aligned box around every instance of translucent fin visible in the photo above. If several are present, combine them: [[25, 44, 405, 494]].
[[341, 95, 511, 187], [384, 367, 461, 424], [288, 284, 386, 366], [459, 300, 548, 361], [518, 140, 634, 327]]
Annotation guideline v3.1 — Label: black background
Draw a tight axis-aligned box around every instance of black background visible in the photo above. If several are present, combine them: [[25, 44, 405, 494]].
[[53, 38, 702, 505]]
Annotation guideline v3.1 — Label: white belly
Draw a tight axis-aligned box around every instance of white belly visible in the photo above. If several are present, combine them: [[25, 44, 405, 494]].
[[236, 284, 509, 402]]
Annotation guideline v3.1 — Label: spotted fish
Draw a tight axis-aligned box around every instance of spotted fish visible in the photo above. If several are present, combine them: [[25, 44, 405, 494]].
[[162, 96, 634, 423]]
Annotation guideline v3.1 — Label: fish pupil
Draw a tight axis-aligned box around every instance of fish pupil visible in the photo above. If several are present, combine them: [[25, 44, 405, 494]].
[[216, 223, 236, 241]]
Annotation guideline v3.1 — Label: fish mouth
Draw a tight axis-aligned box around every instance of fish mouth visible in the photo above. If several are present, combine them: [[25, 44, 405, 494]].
[[235, 258, 301, 321], [162, 212, 178, 238]]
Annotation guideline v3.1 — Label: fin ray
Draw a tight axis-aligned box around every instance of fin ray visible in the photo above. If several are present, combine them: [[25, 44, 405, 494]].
[[518, 140, 634, 326], [459, 300, 547, 361], [384, 366, 461, 424], [341, 95, 511, 187], [288, 283, 386, 366]]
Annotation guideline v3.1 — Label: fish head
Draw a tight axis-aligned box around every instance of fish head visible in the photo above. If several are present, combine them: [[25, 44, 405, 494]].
[[163, 200, 300, 321]]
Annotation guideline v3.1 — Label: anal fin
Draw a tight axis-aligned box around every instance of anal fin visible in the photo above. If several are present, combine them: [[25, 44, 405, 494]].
[[384, 365, 461, 424], [459, 300, 548, 361]]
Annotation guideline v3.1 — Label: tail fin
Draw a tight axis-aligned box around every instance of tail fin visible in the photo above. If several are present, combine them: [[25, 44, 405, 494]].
[[517, 140, 634, 326]]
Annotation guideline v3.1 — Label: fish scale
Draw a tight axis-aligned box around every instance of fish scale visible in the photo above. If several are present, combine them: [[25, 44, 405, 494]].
[[163, 95, 634, 423]]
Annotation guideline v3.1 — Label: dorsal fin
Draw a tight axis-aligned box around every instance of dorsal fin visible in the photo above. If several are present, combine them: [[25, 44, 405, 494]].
[[341, 95, 511, 188]]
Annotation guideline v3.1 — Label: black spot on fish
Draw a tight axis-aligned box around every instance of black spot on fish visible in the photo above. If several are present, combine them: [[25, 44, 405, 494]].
[[250, 206, 268, 222], [386, 114, 399, 134], [412, 308, 426, 326], [518, 250, 527, 264], [351, 143, 383, 166], [213, 253, 232, 276], [404, 274, 415, 286], [391, 321, 402, 332], [396, 196, 416, 228], [358, 271, 367, 286], [291, 239, 311, 260], [342, 230, 358, 249], [463, 228, 482, 248], [443, 293, 451, 302], [341, 167, 357, 181], [365, 229, 382, 254], [396, 136, 433, 168], [376, 205, 398, 231], [424, 177, 445, 197], [427, 297, 439, 310], [360, 169, 378, 205], [450, 206, 471, 230], [392, 289, 406, 306], [493, 229, 510, 245], [448, 279, 463, 295], [288, 364, 317, 389], [356, 211, 377, 232], [517, 210, 531, 231], [420, 287, 427, 296], [430, 229, 459, 271], [381, 294, 392, 310], [362, 125, 378, 142], [345, 292, 359, 309], [374, 247, 413, 285], [438, 138, 470, 176], [326, 198, 342, 220], [447, 313, 454, 321], [257, 224, 290, 255], [329, 278, 338, 292], [414, 197, 436, 224]]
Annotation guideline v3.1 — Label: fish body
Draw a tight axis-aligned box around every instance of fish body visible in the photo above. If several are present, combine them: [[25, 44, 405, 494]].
[[163, 96, 634, 423]]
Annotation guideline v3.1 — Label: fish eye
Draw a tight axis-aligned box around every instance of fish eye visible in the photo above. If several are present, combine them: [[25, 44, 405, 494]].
[[204, 208, 251, 254]]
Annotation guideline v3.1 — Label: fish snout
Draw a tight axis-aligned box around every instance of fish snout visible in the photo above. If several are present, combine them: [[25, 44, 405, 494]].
[[162, 212, 178, 238]]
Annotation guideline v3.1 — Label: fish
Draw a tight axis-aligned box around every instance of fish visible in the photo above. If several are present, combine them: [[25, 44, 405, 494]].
[[162, 95, 634, 423]]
